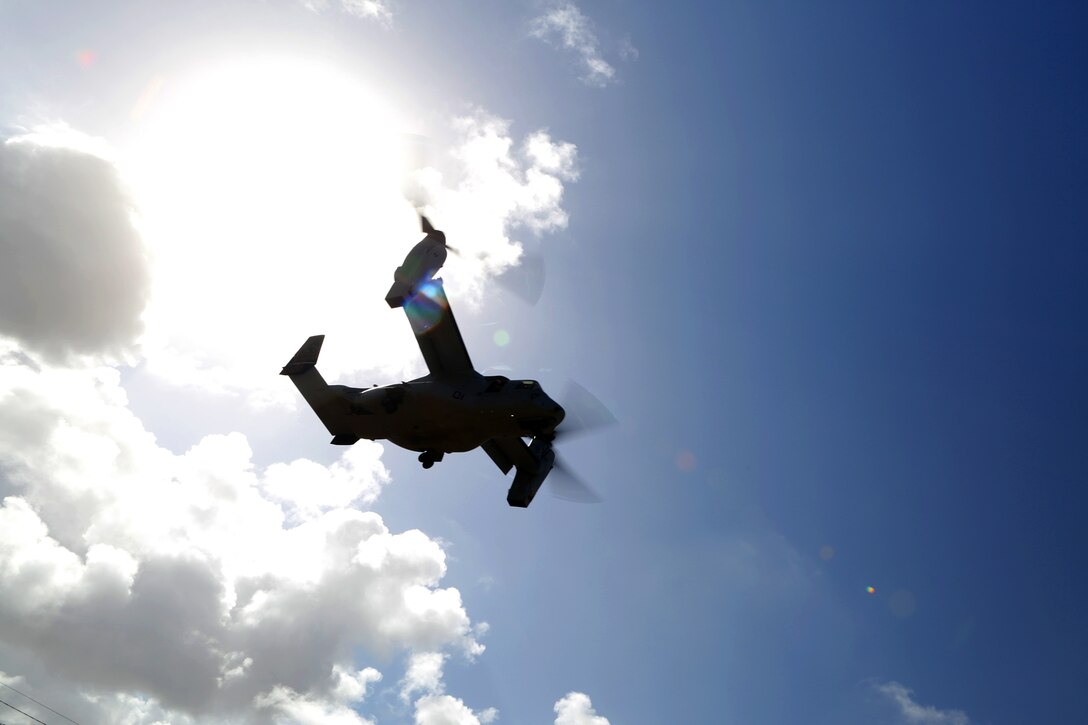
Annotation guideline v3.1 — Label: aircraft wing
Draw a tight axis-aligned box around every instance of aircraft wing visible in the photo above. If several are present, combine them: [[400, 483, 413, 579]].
[[403, 279, 475, 377]]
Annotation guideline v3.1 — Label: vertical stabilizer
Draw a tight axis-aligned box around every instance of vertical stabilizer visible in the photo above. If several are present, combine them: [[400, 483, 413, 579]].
[[280, 335, 358, 443], [280, 335, 324, 375]]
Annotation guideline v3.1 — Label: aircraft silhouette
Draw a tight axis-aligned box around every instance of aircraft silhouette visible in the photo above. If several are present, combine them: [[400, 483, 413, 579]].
[[281, 218, 612, 507]]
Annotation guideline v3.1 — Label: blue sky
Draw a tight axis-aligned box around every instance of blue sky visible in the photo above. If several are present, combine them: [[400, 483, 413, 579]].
[[1, 1, 1086, 724]]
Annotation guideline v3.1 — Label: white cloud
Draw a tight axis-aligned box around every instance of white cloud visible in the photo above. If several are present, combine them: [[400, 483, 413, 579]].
[[254, 684, 376, 724], [414, 693, 487, 725], [407, 111, 578, 304], [83, 690, 201, 725], [875, 682, 970, 725], [530, 3, 633, 87], [301, 0, 392, 24], [554, 691, 611, 725], [0, 128, 149, 363], [397, 650, 499, 724], [332, 665, 383, 704], [338, 0, 392, 22], [261, 443, 390, 523], [0, 97, 577, 721], [0, 671, 25, 687], [524, 131, 579, 182], [0, 356, 483, 723], [401, 651, 447, 701]]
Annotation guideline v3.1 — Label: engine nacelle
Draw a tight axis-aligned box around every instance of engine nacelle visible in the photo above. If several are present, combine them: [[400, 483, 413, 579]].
[[506, 440, 556, 508], [385, 236, 448, 308]]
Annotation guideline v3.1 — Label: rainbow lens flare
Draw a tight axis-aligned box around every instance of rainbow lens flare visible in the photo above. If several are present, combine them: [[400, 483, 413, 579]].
[[405, 281, 448, 333]]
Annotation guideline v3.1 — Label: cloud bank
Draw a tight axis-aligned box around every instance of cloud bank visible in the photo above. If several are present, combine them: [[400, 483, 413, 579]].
[[0, 129, 149, 363], [0, 114, 599, 724], [0, 26, 597, 710], [0, 329, 611, 724], [0, 355, 481, 723]]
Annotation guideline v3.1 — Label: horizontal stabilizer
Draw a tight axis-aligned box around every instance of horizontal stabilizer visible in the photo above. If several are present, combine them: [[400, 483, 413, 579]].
[[280, 335, 325, 376]]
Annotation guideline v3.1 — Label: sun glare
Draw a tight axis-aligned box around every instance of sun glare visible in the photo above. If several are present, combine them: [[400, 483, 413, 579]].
[[125, 57, 425, 399]]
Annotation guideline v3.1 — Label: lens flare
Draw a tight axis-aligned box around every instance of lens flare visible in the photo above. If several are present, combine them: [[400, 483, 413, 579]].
[[866, 586, 876, 595], [405, 282, 449, 333], [675, 450, 696, 472], [493, 329, 510, 346], [131, 76, 165, 121]]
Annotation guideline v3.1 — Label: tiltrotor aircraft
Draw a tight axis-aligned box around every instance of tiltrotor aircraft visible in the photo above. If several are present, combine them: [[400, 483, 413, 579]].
[[281, 218, 612, 507]]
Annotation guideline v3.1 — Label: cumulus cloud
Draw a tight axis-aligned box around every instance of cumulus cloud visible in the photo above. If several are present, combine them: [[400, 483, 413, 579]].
[[254, 681, 378, 725], [554, 691, 612, 725], [0, 99, 578, 723], [401, 651, 447, 701], [875, 682, 970, 725], [0, 356, 483, 723], [261, 443, 390, 523], [414, 694, 488, 725], [397, 651, 497, 725], [0, 128, 149, 363], [530, 2, 633, 87], [333, 665, 383, 703], [406, 111, 578, 303]]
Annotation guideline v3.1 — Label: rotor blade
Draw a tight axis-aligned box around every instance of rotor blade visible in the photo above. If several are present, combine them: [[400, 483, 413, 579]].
[[418, 213, 454, 252], [494, 252, 546, 305], [555, 380, 618, 439], [549, 457, 602, 503]]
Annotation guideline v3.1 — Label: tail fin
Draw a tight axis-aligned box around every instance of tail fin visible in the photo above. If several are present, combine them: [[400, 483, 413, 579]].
[[281, 336, 358, 444], [280, 335, 325, 375]]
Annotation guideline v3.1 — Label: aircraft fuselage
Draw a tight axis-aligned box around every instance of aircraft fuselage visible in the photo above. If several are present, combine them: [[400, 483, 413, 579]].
[[327, 375, 564, 454]]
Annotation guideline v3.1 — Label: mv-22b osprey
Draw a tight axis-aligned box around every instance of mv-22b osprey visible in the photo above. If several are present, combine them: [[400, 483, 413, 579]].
[[281, 218, 612, 507]]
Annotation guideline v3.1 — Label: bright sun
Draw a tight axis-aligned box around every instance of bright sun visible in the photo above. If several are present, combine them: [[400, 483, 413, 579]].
[[125, 57, 425, 400]]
